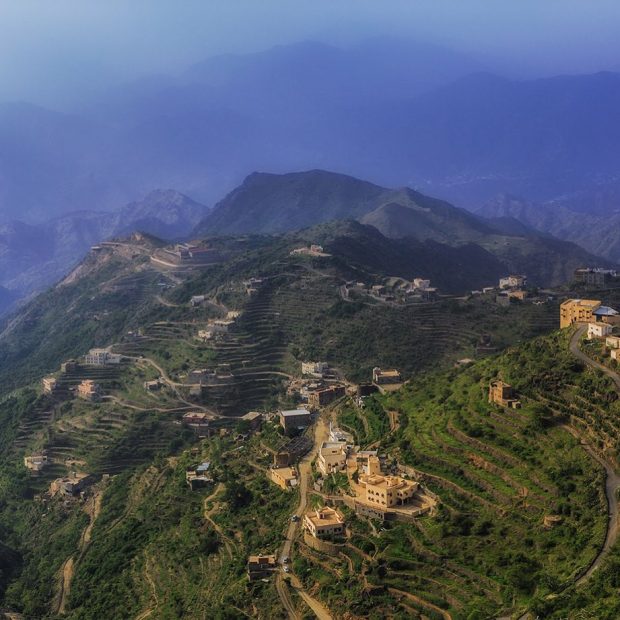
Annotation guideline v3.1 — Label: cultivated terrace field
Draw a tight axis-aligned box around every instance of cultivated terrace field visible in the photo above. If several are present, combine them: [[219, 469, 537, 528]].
[[0, 231, 615, 619], [291, 330, 612, 619]]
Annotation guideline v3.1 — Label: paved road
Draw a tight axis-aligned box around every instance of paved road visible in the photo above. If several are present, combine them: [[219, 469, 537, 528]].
[[276, 419, 332, 620], [570, 324, 620, 390], [516, 327, 620, 620], [569, 326, 620, 583]]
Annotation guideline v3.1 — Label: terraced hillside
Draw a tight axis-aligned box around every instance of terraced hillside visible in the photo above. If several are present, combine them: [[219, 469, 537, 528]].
[[48, 431, 298, 620], [0, 227, 607, 618], [291, 329, 615, 619], [265, 258, 558, 381], [11, 326, 613, 620]]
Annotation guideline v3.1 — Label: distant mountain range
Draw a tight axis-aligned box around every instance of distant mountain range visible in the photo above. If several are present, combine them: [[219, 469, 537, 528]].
[[2, 38, 620, 225], [475, 194, 620, 262], [0, 190, 207, 299], [0, 38, 483, 222], [341, 71, 620, 206], [0, 168, 613, 316]]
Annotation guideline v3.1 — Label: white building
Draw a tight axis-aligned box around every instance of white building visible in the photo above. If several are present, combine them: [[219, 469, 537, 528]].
[[328, 424, 354, 445], [301, 361, 329, 377], [412, 278, 431, 290], [317, 441, 348, 476], [304, 507, 345, 539], [24, 454, 49, 473], [499, 275, 526, 289], [606, 336, 620, 349], [84, 349, 122, 366], [197, 329, 215, 341], [588, 322, 613, 339]]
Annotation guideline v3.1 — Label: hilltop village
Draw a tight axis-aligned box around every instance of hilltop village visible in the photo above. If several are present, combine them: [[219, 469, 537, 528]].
[[4, 231, 620, 620]]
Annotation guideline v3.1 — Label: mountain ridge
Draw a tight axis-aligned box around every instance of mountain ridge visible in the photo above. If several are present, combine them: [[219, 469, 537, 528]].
[[193, 169, 614, 286]]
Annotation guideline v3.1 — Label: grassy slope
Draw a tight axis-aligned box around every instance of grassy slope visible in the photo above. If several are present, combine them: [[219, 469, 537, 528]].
[[294, 330, 612, 619], [0, 232, 613, 617]]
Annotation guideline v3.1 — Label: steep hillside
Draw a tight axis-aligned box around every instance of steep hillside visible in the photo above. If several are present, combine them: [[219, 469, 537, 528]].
[[3, 317, 615, 618], [359, 188, 493, 243], [0, 224, 617, 617], [194, 170, 387, 236], [297, 329, 616, 618], [0, 223, 557, 394]]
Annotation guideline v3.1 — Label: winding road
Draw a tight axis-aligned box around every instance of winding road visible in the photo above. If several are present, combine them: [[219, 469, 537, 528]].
[[569, 326, 620, 583], [570, 324, 620, 390], [275, 419, 333, 620], [516, 325, 620, 620]]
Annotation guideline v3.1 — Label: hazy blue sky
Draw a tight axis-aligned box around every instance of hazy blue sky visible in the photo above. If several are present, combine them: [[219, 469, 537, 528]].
[[2, 0, 620, 108]]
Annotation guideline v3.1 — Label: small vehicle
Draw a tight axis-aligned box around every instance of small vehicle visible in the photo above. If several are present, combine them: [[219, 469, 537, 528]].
[[283, 566, 291, 573], [283, 556, 290, 564], [290, 515, 299, 522]]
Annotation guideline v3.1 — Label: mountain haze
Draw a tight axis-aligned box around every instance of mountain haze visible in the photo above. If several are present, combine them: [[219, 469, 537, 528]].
[[2, 40, 620, 224]]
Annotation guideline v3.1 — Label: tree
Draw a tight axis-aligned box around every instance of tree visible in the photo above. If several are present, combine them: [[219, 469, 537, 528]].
[[223, 480, 252, 509]]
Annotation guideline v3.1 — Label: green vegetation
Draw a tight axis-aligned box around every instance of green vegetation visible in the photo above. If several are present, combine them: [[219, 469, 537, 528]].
[[63, 433, 296, 619], [292, 330, 612, 618], [0, 229, 615, 618]]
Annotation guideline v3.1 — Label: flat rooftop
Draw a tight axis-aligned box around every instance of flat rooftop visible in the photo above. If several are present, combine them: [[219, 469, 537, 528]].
[[305, 507, 345, 528], [241, 411, 262, 420], [280, 408, 311, 417], [561, 299, 601, 308], [183, 412, 214, 419], [321, 441, 347, 450], [364, 474, 415, 490], [271, 467, 297, 480], [248, 554, 276, 565], [375, 369, 401, 377]]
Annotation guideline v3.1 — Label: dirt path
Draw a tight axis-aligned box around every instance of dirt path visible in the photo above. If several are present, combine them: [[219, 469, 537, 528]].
[[81, 490, 104, 546], [103, 394, 191, 414], [57, 557, 74, 614], [125, 355, 217, 414], [569, 429, 620, 585], [57, 486, 105, 615], [387, 586, 452, 620], [134, 551, 159, 620], [570, 324, 620, 390], [203, 483, 236, 560], [155, 295, 181, 308], [355, 404, 371, 441], [387, 409, 400, 433]]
